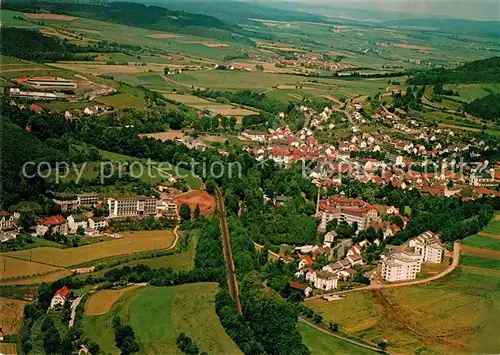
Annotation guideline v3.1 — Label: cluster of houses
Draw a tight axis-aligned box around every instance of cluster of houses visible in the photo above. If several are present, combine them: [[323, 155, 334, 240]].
[[35, 214, 109, 237], [277, 53, 354, 72]]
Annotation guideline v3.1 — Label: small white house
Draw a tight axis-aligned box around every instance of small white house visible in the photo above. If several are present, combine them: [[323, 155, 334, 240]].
[[67, 214, 88, 234], [288, 281, 313, 297], [88, 216, 108, 231], [50, 285, 71, 309], [323, 231, 337, 247]]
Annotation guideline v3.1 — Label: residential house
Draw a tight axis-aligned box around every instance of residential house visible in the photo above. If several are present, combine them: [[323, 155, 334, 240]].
[[298, 255, 314, 270], [323, 231, 337, 247], [67, 214, 88, 234], [287, 281, 312, 297], [88, 216, 108, 231], [409, 231, 445, 263], [347, 254, 364, 266], [0, 211, 14, 230], [307, 270, 338, 290], [50, 285, 71, 309], [36, 216, 68, 236]]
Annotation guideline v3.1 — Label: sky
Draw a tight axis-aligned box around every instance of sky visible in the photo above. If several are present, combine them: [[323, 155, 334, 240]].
[[260, 0, 500, 21]]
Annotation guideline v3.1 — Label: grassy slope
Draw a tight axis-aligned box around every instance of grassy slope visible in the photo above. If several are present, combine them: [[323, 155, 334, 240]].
[[83, 283, 241, 355], [298, 323, 376, 355], [462, 234, 500, 251], [461, 255, 500, 270]]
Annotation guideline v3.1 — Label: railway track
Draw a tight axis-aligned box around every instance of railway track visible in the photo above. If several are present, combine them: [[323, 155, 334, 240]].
[[215, 186, 242, 315]]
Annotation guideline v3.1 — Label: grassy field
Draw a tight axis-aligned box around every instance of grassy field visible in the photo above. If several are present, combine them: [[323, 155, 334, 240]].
[[482, 218, 500, 236], [85, 285, 142, 315], [0, 269, 73, 286], [461, 255, 500, 270], [298, 323, 376, 355], [306, 267, 500, 354], [0, 297, 27, 335], [82, 283, 241, 354], [3, 230, 175, 267], [462, 234, 500, 251], [0, 255, 62, 280], [0, 343, 17, 355], [162, 93, 258, 117]]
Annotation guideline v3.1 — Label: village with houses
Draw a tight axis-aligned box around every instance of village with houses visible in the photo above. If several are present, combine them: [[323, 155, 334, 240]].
[[1, 3, 499, 354]]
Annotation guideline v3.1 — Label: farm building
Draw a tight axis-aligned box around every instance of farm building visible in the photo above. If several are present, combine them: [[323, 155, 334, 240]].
[[26, 76, 77, 89]]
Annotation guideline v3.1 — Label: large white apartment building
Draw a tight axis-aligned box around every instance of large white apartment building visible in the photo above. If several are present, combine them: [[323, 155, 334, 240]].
[[318, 206, 379, 232], [409, 231, 446, 263], [107, 196, 157, 218], [381, 252, 421, 282], [317, 195, 380, 232]]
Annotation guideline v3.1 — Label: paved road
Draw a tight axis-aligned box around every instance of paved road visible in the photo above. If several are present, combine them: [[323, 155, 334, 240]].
[[215, 187, 242, 315], [307, 242, 460, 300], [298, 317, 384, 354]]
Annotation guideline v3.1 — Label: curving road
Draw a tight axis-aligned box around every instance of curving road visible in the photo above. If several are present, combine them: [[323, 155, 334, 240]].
[[307, 242, 460, 300]]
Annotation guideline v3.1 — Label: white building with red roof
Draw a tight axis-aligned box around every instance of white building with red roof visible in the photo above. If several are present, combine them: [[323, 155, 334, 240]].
[[50, 285, 71, 309], [36, 215, 68, 236]]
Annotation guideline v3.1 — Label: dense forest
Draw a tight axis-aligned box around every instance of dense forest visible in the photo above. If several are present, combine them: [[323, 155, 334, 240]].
[[1, 27, 97, 62], [407, 56, 500, 85], [463, 93, 500, 122], [3, 0, 255, 45]]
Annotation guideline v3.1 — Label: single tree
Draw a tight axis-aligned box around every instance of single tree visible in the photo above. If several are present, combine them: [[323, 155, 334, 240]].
[[328, 321, 340, 332], [179, 204, 192, 220], [193, 204, 201, 220], [313, 313, 323, 324], [76, 225, 85, 236], [378, 340, 389, 352]]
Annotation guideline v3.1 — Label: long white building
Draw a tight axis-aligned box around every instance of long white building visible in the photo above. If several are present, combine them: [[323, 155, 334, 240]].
[[107, 196, 157, 218]]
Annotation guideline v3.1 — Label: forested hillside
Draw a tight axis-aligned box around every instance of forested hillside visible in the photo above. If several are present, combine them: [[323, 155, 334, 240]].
[[2, 0, 255, 45], [1, 27, 96, 62], [464, 93, 500, 123], [407, 56, 500, 85]]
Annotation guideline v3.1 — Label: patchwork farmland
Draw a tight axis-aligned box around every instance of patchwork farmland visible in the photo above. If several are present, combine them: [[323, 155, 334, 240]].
[[82, 283, 241, 354]]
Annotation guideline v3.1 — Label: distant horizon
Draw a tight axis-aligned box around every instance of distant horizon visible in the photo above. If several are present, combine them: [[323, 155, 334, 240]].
[[254, 0, 500, 22]]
